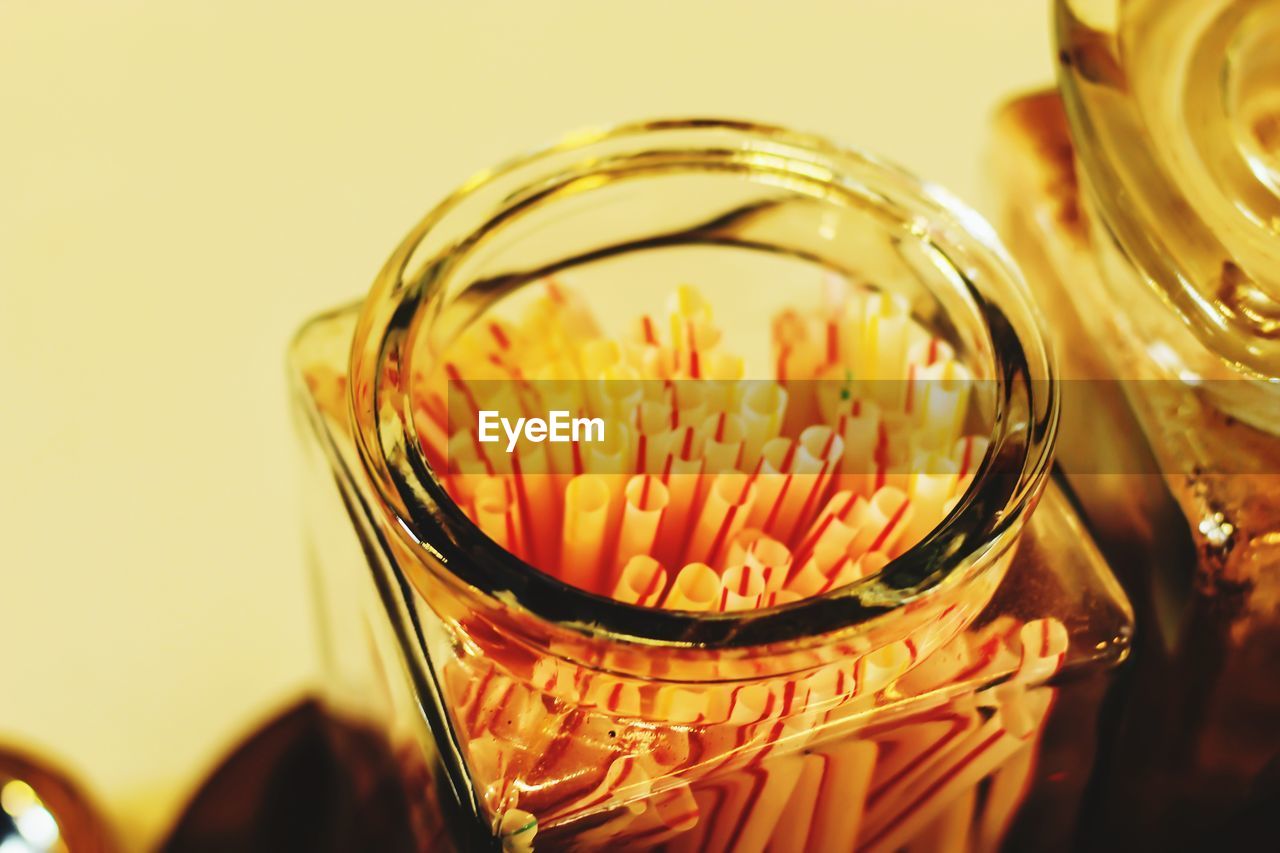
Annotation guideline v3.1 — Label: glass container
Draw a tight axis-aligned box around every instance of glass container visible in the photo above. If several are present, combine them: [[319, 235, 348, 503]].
[[290, 119, 1132, 851], [984, 1, 1280, 846]]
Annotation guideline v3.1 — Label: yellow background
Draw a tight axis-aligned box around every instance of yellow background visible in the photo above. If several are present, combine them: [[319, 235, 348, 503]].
[[0, 1, 1051, 847]]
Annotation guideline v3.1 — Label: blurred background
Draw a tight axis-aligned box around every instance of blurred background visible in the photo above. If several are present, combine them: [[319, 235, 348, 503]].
[[0, 1, 1051, 847]]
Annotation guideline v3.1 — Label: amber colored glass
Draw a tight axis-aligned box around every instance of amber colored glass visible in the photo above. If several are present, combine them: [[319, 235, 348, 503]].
[[992, 1, 1280, 837]]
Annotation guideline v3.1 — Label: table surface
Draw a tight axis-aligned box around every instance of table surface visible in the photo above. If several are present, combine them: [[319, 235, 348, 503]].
[[0, 1, 1051, 846]]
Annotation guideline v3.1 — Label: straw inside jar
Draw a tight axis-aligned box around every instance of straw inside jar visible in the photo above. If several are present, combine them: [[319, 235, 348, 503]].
[[428, 278, 987, 611]]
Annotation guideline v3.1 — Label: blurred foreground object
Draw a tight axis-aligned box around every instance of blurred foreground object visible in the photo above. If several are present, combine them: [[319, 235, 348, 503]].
[[0, 748, 114, 852], [162, 701, 420, 853]]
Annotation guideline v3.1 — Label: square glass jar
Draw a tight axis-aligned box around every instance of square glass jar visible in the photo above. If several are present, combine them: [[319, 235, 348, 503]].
[[289, 119, 1132, 852]]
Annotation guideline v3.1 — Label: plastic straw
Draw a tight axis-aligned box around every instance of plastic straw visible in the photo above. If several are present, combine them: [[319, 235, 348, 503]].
[[616, 475, 669, 570], [561, 475, 612, 593], [661, 563, 722, 611], [685, 472, 757, 566], [611, 555, 668, 607], [718, 564, 766, 611]]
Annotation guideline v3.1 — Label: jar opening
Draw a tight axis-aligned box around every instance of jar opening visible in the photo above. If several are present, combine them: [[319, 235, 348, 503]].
[[348, 119, 1057, 654]]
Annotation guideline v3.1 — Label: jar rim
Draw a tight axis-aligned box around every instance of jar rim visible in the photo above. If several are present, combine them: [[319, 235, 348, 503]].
[[347, 117, 1058, 652], [1055, 0, 1280, 378]]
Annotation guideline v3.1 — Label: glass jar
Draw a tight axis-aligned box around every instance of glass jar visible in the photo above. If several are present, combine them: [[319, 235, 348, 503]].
[[986, 2, 1280, 847], [289, 119, 1132, 851]]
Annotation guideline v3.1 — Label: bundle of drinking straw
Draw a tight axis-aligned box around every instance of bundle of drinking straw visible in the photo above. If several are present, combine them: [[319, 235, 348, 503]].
[[420, 279, 983, 611], [444, 610, 1065, 851], [403, 278, 1060, 851]]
